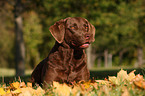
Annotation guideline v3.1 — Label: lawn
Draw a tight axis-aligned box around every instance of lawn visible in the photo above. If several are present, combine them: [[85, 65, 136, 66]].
[[0, 69, 145, 96], [0, 68, 32, 77]]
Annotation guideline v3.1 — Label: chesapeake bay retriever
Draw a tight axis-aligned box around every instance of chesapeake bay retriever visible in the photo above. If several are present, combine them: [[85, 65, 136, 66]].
[[31, 17, 95, 87]]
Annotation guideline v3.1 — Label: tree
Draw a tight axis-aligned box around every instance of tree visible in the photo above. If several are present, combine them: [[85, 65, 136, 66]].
[[23, 11, 43, 69], [0, 1, 15, 68], [14, 0, 25, 76]]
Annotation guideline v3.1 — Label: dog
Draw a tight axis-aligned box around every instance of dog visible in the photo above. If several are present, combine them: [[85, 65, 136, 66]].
[[31, 17, 95, 87]]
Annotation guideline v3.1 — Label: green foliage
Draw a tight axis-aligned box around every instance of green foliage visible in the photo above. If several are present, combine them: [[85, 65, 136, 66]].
[[23, 11, 43, 68], [0, 0, 145, 69], [0, 2, 14, 68]]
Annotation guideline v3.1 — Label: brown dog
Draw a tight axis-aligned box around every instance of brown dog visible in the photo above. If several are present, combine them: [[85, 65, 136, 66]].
[[31, 17, 95, 87]]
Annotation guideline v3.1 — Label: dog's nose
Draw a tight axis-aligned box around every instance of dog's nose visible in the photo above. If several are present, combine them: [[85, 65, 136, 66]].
[[85, 34, 90, 39]]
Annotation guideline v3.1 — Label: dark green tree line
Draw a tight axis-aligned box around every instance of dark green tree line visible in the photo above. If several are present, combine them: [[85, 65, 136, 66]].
[[0, 0, 144, 76]]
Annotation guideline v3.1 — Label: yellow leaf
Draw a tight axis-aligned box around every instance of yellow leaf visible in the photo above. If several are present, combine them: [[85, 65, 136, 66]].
[[20, 87, 36, 95], [134, 74, 143, 82], [83, 81, 91, 89], [6, 89, 11, 94], [91, 82, 98, 89], [95, 80, 110, 85], [0, 88, 6, 95], [35, 86, 45, 95], [109, 76, 119, 85], [72, 86, 82, 96], [27, 82, 32, 87], [102, 85, 109, 95], [53, 81, 72, 96], [117, 69, 128, 82], [19, 91, 32, 96], [134, 80, 145, 89], [11, 82, 20, 89], [128, 70, 136, 81], [121, 87, 130, 96], [20, 82, 26, 88], [11, 88, 21, 94], [134, 74, 145, 89]]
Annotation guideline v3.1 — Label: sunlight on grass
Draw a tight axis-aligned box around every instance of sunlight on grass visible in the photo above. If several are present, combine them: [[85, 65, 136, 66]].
[[90, 65, 145, 71], [0, 68, 32, 76]]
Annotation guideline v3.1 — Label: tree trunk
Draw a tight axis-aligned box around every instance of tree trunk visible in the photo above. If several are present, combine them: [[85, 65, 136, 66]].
[[86, 44, 96, 69], [108, 53, 112, 67], [104, 49, 108, 68], [14, 0, 25, 76], [97, 56, 101, 67], [137, 47, 143, 67], [119, 48, 128, 65]]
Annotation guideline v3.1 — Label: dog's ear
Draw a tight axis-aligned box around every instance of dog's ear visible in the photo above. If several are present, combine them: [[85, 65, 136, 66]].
[[49, 19, 65, 43], [88, 22, 95, 42]]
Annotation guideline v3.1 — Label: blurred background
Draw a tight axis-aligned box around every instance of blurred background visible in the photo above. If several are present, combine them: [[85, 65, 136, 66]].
[[0, 0, 145, 79]]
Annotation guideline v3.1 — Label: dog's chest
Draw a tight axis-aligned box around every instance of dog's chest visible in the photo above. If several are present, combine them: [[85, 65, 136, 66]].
[[62, 49, 85, 69], [51, 47, 87, 81], [62, 49, 86, 76]]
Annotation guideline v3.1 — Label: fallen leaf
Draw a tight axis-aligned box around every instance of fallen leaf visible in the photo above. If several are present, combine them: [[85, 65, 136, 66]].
[[128, 70, 136, 82], [134, 74, 143, 82], [53, 81, 72, 96], [27, 82, 32, 87], [134, 75, 145, 89], [117, 69, 128, 83], [10, 81, 20, 89], [121, 87, 130, 96], [20, 82, 26, 88], [11, 88, 21, 94], [35, 86, 45, 95], [0, 88, 6, 95], [109, 76, 119, 85]]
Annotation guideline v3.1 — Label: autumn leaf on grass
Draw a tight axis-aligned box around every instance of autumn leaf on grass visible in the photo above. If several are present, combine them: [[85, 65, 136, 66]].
[[27, 82, 32, 87], [0, 88, 6, 95], [109, 76, 119, 85], [11, 88, 21, 95], [53, 81, 72, 96], [95, 80, 110, 86], [10, 81, 20, 89], [128, 70, 136, 82], [109, 69, 137, 85], [121, 87, 130, 96], [35, 86, 45, 95], [133, 74, 145, 89], [72, 86, 82, 96], [20, 87, 35, 95], [117, 69, 128, 83], [79, 80, 92, 90], [6, 89, 11, 94], [20, 82, 26, 88], [109, 69, 129, 85], [102, 85, 110, 96], [19, 90, 32, 96]]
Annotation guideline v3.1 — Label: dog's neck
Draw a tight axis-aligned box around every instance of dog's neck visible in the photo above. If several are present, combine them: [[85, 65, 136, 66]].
[[54, 41, 85, 59], [48, 41, 86, 72]]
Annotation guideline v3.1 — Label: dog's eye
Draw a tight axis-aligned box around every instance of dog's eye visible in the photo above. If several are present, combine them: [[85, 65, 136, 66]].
[[70, 26, 75, 29], [85, 26, 88, 29], [84, 25, 88, 29]]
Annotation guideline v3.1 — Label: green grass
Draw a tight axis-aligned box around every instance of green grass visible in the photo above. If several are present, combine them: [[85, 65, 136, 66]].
[[0, 68, 145, 95], [90, 65, 145, 71], [0, 68, 32, 76]]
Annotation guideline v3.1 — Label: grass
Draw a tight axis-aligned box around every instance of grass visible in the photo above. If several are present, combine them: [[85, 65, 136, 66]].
[[0, 68, 32, 77], [0, 66, 144, 76], [90, 65, 145, 71], [0, 68, 145, 95]]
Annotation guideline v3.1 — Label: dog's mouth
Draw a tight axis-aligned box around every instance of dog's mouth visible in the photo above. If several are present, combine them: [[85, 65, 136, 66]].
[[72, 42, 90, 48], [79, 43, 90, 48]]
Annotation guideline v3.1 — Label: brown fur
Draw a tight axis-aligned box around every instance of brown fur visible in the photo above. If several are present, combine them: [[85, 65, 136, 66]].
[[31, 17, 95, 87]]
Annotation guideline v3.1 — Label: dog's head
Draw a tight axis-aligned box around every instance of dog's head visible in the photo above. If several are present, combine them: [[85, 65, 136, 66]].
[[49, 17, 95, 49]]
